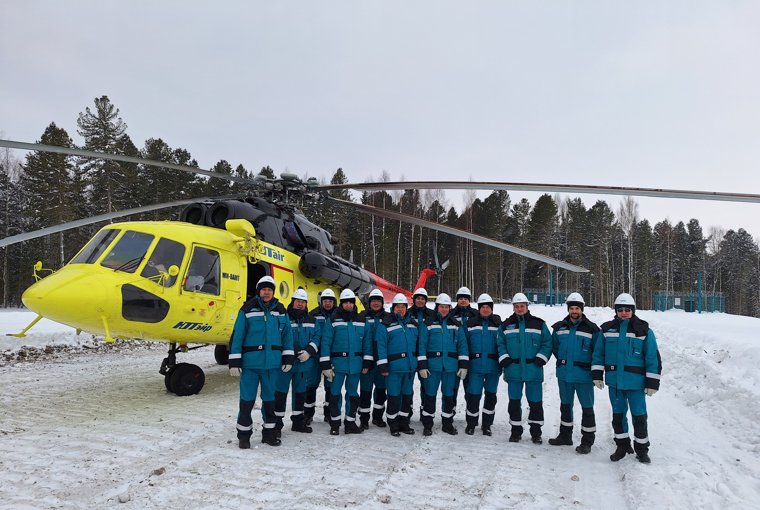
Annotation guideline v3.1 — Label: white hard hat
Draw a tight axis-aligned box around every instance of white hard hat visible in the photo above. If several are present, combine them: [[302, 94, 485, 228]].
[[614, 293, 636, 309], [256, 276, 276, 292], [477, 293, 494, 306], [368, 289, 384, 301], [292, 288, 308, 302], [566, 292, 585, 309], [512, 292, 529, 305], [320, 288, 336, 301], [339, 289, 356, 302], [412, 288, 428, 299], [435, 293, 452, 306], [456, 287, 472, 299], [392, 293, 409, 306]]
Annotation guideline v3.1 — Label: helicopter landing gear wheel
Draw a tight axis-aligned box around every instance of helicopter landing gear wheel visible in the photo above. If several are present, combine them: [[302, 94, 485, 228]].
[[169, 363, 205, 396], [214, 344, 229, 365]]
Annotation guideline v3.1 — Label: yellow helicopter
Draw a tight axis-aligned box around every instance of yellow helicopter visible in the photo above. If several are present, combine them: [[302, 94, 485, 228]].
[[3, 139, 757, 396], [0, 140, 592, 395]]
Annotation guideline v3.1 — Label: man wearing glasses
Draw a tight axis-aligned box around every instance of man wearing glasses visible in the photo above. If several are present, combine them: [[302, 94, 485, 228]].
[[592, 293, 662, 463]]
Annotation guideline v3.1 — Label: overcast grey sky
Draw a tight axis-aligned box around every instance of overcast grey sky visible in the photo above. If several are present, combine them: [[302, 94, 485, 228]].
[[2, 1, 760, 241]]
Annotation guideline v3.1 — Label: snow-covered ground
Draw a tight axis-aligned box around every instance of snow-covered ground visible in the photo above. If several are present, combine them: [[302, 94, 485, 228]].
[[1, 305, 759, 509]]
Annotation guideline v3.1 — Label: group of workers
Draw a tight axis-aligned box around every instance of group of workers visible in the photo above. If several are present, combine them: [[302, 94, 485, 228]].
[[228, 276, 662, 464]]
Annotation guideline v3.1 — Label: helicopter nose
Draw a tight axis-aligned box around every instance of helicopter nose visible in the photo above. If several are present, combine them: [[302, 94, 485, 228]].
[[22, 267, 109, 331]]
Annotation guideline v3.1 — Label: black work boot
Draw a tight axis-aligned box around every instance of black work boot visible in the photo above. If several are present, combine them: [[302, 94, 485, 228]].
[[261, 428, 281, 447], [442, 422, 458, 435], [329, 422, 340, 436], [632, 414, 651, 463], [509, 425, 523, 442], [360, 415, 370, 430], [398, 420, 415, 435], [610, 439, 634, 461], [344, 420, 364, 434], [372, 406, 387, 427], [291, 421, 313, 433], [576, 431, 594, 454], [549, 425, 573, 446], [465, 425, 475, 435], [238, 437, 251, 449], [528, 401, 544, 444], [389, 421, 401, 437], [633, 438, 651, 463], [423, 426, 433, 436]]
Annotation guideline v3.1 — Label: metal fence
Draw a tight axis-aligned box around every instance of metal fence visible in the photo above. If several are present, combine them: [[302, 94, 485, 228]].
[[652, 291, 726, 313]]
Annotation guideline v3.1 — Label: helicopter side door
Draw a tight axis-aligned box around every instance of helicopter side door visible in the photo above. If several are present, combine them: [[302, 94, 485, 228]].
[[270, 264, 294, 305], [177, 244, 244, 342]]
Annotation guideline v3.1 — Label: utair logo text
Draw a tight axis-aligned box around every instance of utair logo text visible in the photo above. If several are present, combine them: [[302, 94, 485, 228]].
[[259, 245, 285, 261], [172, 321, 212, 332]]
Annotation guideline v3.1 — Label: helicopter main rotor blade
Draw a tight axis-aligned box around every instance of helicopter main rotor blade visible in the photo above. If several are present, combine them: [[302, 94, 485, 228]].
[[321, 180, 760, 204], [0, 195, 244, 248], [327, 197, 589, 273], [0, 139, 254, 185]]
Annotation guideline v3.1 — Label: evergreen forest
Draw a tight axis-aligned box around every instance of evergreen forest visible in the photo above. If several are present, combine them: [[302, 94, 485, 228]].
[[2, 96, 758, 316]]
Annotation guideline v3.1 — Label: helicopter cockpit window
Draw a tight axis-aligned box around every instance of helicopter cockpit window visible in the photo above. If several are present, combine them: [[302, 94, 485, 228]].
[[184, 247, 221, 295], [100, 231, 155, 273], [140, 238, 185, 287], [70, 229, 120, 264]]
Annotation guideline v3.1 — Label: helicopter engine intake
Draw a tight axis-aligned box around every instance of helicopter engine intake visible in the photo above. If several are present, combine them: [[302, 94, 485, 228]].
[[299, 250, 374, 295]]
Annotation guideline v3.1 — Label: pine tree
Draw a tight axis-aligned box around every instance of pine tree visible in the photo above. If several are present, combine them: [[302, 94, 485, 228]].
[[633, 219, 654, 308], [653, 220, 674, 303], [203, 160, 233, 197], [76, 96, 128, 214], [258, 166, 275, 179], [560, 197, 589, 296], [231, 164, 251, 194], [586, 201, 616, 305], [504, 198, 532, 291], [19, 123, 80, 267], [1, 147, 24, 306], [719, 229, 760, 316], [112, 134, 141, 210], [524, 194, 559, 290], [686, 218, 707, 294]]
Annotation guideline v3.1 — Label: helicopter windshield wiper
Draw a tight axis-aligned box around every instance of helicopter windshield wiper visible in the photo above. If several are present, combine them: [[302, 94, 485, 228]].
[[113, 254, 146, 273]]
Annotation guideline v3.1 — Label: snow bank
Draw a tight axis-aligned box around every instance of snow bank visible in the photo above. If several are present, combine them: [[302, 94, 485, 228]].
[[1, 306, 759, 508]]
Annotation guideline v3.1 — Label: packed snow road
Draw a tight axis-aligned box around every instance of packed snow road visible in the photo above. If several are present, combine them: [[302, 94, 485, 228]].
[[1, 306, 758, 509]]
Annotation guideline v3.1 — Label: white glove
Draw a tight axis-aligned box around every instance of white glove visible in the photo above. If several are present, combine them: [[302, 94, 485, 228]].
[[419, 369, 430, 379], [645, 388, 658, 397], [297, 350, 311, 362], [457, 368, 468, 380], [281, 364, 292, 373], [322, 369, 334, 382], [594, 380, 604, 390], [229, 367, 242, 377]]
